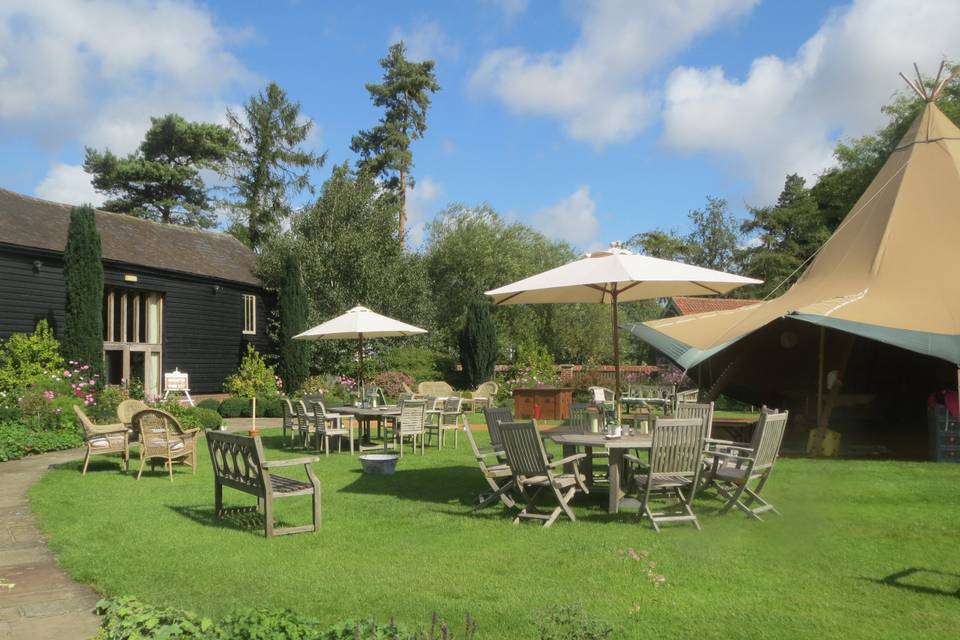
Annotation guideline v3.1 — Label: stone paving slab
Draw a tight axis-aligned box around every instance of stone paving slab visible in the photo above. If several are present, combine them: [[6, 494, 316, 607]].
[[0, 449, 102, 640]]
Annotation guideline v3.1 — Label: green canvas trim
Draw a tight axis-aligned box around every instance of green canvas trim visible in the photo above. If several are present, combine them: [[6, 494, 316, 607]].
[[623, 322, 742, 370], [790, 314, 960, 365]]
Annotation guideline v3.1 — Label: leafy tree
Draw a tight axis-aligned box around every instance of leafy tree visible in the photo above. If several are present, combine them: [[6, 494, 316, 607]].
[[256, 163, 432, 374], [627, 196, 740, 271], [84, 114, 234, 227], [226, 82, 325, 251], [739, 174, 829, 298], [458, 299, 497, 387], [684, 196, 740, 271], [62, 206, 104, 374], [277, 253, 311, 393], [351, 42, 440, 244]]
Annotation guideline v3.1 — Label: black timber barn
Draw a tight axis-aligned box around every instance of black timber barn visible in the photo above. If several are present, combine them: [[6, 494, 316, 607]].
[[0, 188, 269, 397]]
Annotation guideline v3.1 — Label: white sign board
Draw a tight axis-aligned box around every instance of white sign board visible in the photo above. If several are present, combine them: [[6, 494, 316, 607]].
[[164, 370, 189, 391]]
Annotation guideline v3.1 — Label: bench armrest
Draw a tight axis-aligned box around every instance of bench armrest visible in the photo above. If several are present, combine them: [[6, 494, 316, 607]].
[[262, 456, 320, 468], [705, 450, 754, 464]]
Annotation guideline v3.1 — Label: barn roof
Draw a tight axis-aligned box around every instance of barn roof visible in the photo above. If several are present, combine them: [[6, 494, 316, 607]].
[[0, 187, 259, 286]]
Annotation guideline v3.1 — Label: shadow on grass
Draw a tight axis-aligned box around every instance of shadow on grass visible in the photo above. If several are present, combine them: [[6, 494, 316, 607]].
[[868, 568, 960, 599], [338, 465, 482, 508], [168, 504, 275, 538]]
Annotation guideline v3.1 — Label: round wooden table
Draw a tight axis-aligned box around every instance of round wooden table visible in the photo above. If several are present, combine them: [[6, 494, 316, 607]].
[[543, 428, 652, 514]]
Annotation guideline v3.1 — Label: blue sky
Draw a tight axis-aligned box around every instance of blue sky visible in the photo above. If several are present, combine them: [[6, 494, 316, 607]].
[[2, 0, 958, 250]]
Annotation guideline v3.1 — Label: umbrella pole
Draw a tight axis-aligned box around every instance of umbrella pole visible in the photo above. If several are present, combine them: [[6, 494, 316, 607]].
[[612, 291, 621, 422], [358, 333, 365, 397]]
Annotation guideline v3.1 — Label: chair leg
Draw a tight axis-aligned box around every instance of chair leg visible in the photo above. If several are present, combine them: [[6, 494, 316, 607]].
[[168, 458, 174, 482], [81, 448, 91, 475], [264, 496, 274, 538], [324, 435, 330, 457], [312, 487, 322, 532], [136, 453, 146, 480], [214, 481, 223, 518]]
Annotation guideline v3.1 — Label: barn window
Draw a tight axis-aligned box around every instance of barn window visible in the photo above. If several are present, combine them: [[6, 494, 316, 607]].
[[243, 294, 256, 334]]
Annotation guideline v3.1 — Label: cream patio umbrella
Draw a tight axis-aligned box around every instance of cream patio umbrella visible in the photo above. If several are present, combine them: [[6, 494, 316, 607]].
[[485, 243, 761, 412], [293, 305, 427, 390]]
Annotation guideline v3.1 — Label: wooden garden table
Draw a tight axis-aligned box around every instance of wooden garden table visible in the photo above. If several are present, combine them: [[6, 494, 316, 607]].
[[328, 405, 401, 452], [543, 428, 652, 515]]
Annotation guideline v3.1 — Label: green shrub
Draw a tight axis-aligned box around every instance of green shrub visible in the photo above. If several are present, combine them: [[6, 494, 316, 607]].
[[89, 385, 125, 423], [0, 421, 83, 462], [538, 605, 613, 640], [193, 408, 223, 430], [224, 344, 279, 398], [261, 397, 283, 418], [94, 597, 475, 640], [197, 398, 221, 411], [218, 397, 247, 418], [239, 398, 267, 418], [378, 346, 443, 382], [0, 320, 64, 395]]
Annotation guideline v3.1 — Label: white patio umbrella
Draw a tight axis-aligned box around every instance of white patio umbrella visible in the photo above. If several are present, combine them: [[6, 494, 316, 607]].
[[293, 305, 427, 389], [485, 243, 761, 409]]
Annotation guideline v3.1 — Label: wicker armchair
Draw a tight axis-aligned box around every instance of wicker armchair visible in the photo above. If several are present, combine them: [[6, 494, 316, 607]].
[[462, 381, 498, 412], [116, 399, 149, 430], [131, 408, 199, 481], [74, 405, 129, 475]]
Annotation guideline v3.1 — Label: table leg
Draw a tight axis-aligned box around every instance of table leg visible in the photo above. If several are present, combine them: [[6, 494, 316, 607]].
[[562, 444, 576, 474], [608, 449, 624, 514], [584, 446, 594, 487]]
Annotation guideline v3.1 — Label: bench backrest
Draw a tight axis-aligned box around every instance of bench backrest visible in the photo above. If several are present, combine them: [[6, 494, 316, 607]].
[[206, 431, 267, 496]]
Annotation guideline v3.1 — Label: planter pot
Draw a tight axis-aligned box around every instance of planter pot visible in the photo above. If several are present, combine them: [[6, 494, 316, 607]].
[[359, 453, 399, 475]]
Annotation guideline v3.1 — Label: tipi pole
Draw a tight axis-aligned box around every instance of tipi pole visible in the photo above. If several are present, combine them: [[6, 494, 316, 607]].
[[817, 327, 825, 424]]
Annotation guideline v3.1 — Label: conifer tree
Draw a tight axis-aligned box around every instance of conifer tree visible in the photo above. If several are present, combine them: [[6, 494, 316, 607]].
[[277, 252, 311, 393], [62, 205, 104, 375], [458, 299, 497, 388]]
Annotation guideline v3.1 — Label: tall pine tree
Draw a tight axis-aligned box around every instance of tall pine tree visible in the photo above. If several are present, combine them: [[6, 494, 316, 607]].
[[351, 42, 440, 245], [458, 299, 497, 388], [227, 82, 325, 251], [62, 205, 104, 375], [277, 252, 311, 394]]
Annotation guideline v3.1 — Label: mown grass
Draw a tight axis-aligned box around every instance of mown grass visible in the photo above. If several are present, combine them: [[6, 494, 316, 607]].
[[29, 427, 960, 639]]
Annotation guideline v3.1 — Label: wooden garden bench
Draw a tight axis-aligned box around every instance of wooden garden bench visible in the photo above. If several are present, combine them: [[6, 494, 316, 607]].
[[206, 431, 321, 538]]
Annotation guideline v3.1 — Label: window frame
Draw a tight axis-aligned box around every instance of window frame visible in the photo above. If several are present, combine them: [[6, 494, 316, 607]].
[[243, 294, 257, 335]]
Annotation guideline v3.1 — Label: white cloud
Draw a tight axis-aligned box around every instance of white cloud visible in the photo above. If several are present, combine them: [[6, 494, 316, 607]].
[[34, 163, 104, 206], [405, 176, 443, 248], [389, 20, 459, 62], [470, 0, 758, 147], [0, 0, 254, 194], [661, 0, 960, 201], [531, 186, 599, 248]]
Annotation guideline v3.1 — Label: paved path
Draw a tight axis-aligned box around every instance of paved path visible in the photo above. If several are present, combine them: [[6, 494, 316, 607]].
[[0, 449, 101, 640]]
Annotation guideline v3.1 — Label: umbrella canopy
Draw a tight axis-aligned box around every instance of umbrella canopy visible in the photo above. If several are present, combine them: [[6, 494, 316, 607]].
[[485, 246, 761, 305], [293, 305, 427, 341], [485, 244, 760, 414], [293, 305, 427, 389]]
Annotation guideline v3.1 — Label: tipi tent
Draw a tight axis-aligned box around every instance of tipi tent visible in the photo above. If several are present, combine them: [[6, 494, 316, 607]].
[[627, 69, 960, 448]]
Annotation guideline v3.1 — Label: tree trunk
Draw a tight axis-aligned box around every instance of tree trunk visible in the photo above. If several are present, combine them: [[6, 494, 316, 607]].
[[398, 168, 407, 246]]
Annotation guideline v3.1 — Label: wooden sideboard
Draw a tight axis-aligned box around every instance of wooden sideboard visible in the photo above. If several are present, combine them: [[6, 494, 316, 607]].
[[512, 386, 574, 420]]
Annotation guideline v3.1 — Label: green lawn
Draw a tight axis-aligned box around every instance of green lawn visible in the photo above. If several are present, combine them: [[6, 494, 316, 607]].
[[30, 428, 960, 639]]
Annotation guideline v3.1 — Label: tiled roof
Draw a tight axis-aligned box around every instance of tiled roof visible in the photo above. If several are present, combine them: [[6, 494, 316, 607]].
[[0, 187, 259, 285], [669, 296, 759, 316]]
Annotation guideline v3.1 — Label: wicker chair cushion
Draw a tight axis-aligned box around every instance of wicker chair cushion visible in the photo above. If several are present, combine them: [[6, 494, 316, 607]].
[[89, 434, 125, 448], [147, 438, 185, 451]]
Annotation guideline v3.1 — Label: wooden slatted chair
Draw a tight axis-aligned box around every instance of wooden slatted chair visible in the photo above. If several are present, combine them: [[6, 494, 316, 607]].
[[281, 398, 300, 445], [293, 400, 316, 448], [428, 396, 463, 449], [482, 406, 513, 455], [308, 399, 351, 455], [567, 403, 608, 483], [206, 431, 321, 538], [131, 408, 199, 481], [74, 405, 129, 475], [499, 421, 588, 528], [703, 410, 789, 520], [388, 399, 427, 456], [463, 420, 516, 510], [625, 417, 705, 532], [674, 401, 715, 440]]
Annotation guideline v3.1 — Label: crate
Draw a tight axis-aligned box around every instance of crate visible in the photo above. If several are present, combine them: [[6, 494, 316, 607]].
[[928, 405, 960, 462]]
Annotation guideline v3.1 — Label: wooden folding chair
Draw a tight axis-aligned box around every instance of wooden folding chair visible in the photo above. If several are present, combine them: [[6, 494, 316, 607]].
[[463, 421, 516, 510], [703, 410, 789, 520], [499, 421, 588, 528], [482, 406, 513, 457], [626, 417, 705, 532]]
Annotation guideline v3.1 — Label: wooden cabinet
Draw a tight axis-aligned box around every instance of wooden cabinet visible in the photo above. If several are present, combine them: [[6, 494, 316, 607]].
[[512, 387, 573, 420]]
